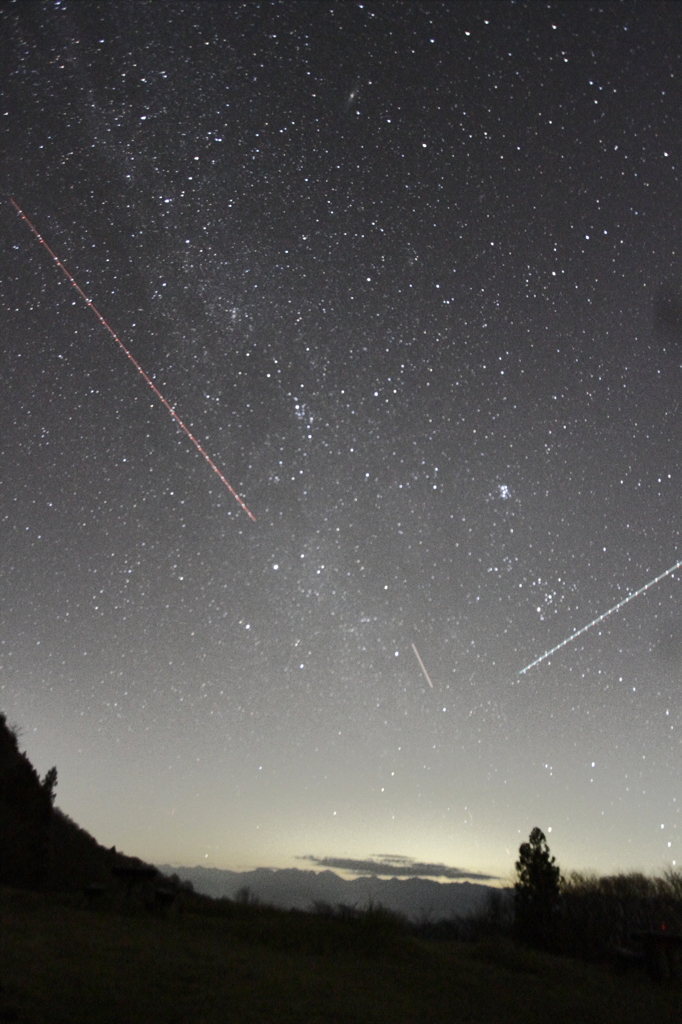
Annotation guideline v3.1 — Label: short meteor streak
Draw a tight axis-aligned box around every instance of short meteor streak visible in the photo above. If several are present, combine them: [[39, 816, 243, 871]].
[[519, 556, 682, 674], [9, 197, 255, 522], [411, 643, 434, 688]]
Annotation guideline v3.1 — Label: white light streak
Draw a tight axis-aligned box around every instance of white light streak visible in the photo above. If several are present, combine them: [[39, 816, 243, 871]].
[[411, 643, 434, 688], [519, 557, 682, 674]]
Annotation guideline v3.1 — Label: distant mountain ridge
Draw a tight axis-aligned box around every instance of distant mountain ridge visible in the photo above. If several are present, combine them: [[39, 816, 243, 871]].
[[158, 864, 506, 921]]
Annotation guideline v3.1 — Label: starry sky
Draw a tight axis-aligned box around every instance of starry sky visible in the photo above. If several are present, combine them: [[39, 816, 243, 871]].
[[2, 0, 682, 883]]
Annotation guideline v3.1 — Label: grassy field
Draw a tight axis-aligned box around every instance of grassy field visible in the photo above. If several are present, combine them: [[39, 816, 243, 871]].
[[2, 886, 681, 1024]]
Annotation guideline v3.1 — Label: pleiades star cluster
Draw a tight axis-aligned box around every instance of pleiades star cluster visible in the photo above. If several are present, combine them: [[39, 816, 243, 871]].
[[1, 0, 682, 880]]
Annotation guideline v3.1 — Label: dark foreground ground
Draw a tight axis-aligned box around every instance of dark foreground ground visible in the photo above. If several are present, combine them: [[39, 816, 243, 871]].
[[2, 886, 681, 1024]]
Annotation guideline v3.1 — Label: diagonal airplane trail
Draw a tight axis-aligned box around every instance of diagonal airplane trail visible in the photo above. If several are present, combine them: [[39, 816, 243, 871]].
[[519, 557, 682, 674]]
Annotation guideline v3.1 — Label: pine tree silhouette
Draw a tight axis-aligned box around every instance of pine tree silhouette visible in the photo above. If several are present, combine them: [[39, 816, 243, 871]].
[[514, 827, 563, 947]]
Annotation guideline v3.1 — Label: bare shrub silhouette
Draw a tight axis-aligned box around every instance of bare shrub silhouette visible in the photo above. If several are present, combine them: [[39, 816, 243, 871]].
[[556, 871, 682, 964]]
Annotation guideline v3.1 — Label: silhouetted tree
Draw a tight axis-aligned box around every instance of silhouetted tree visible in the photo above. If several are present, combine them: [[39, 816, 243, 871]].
[[42, 766, 58, 804], [514, 827, 562, 947]]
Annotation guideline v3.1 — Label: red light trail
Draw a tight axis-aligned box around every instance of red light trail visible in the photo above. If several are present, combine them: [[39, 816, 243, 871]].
[[9, 198, 255, 521]]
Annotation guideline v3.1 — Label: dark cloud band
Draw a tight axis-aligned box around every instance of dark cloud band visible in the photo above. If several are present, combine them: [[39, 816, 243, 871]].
[[301, 854, 496, 881]]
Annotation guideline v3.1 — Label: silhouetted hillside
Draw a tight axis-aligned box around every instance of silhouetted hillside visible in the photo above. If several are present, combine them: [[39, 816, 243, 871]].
[[0, 712, 159, 893], [44, 807, 130, 891], [0, 713, 53, 888]]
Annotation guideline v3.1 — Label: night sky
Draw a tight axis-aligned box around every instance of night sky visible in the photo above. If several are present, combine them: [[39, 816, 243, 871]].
[[2, 0, 682, 883]]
